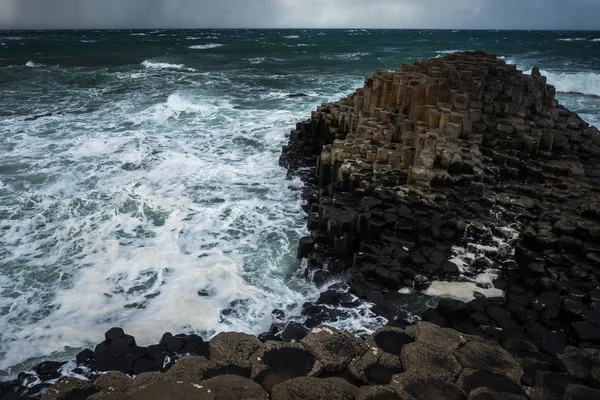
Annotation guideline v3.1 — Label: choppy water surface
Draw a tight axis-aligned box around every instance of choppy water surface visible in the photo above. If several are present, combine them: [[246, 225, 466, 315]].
[[1, 29, 599, 376]]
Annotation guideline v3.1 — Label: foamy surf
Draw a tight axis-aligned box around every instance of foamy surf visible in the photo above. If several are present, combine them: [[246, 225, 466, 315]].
[[141, 60, 195, 71], [524, 69, 600, 97], [189, 44, 223, 50], [25, 61, 43, 67]]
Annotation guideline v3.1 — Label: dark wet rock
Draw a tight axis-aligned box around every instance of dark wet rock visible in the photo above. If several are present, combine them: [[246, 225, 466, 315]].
[[94, 372, 132, 394], [76, 348, 95, 365], [501, 337, 539, 357], [301, 326, 368, 371], [563, 385, 600, 400], [401, 341, 462, 381], [251, 342, 322, 392], [271, 377, 353, 400], [572, 322, 600, 344], [438, 298, 470, 320], [391, 372, 466, 400], [128, 380, 214, 400], [527, 328, 568, 355], [453, 340, 522, 383], [486, 306, 511, 323], [280, 321, 310, 342], [209, 332, 262, 362], [40, 378, 99, 400], [456, 369, 527, 397], [201, 375, 268, 400], [105, 328, 125, 343], [557, 348, 600, 378], [533, 371, 585, 399], [286, 93, 309, 98]]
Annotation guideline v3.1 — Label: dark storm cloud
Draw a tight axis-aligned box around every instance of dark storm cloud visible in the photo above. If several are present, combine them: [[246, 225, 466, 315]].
[[0, 0, 598, 30]]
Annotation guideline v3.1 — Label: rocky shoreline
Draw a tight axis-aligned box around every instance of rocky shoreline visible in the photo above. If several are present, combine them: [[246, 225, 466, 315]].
[[3, 51, 600, 399]]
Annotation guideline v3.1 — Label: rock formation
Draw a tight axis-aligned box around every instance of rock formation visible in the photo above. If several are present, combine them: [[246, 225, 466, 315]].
[[281, 50, 600, 346]]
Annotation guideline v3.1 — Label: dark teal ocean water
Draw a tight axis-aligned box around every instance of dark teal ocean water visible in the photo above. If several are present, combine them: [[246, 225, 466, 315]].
[[0, 29, 599, 376]]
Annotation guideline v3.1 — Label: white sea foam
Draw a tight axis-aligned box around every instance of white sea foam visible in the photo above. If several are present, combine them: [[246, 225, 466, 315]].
[[189, 44, 223, 50], [0, 72, 365, 374], [524, 68, 600, 97], [131, 33, 147, 36], [425, 221, 519, 302], [25, 61, 43, 68], [593, 38, 600, 42], [283, 35, 300, 39], [141, 60, 195, 71], [558, 37, 587, 42], [436, 49, 464, 55], [322, 52, 370, 61], [81, 40, 96, 43]]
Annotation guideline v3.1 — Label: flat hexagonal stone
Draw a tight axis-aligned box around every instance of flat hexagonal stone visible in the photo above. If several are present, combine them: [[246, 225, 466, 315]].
[[271, 377, 353, 400], [401, 342, 462, 381], [391, 372, 466, 400], [355, 385, 412, 400], [201, 375, 268, 400], [533, 371, 585, 398], [456, 369, 526, 397], [348, 346, 403, 385], [94, 371, 132, 394], [210, 332, 262, 362], [323, 378, 359, 399], [164, 356, 208, 383], [251, 342, 323, 392], [370, 327, 414, 357], [407, 322, 469, 351], [453, 340, 522, 383], [40, 378, 99, 400], [88, 393, 133, 400], [128, 372, 165, 391], [301, 326, 368, 372], [197, 360, 252, 381], [556, 348, 600, 378], [467, 387, 526, 400], [128, 380, 214, 400]]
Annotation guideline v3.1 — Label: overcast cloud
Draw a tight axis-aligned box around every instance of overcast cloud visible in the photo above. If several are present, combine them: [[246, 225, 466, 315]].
[[0, 0, 598, 30]]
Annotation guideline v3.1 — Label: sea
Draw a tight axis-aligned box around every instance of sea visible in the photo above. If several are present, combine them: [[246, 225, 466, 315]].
[[1, 29, 599, 377]]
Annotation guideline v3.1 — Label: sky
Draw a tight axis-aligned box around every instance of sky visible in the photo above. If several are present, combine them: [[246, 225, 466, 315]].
[[0, 0, 598, 30]]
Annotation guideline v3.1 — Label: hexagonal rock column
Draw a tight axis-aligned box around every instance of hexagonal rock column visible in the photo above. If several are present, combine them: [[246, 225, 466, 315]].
[[271, 377, 353, 400], [300, 326, 368, 372], [347, 327, 412, 384], [250, 342, 323, 393]]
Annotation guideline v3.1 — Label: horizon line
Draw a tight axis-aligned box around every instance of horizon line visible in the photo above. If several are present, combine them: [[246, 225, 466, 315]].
[[1, 28, 600, 32]]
